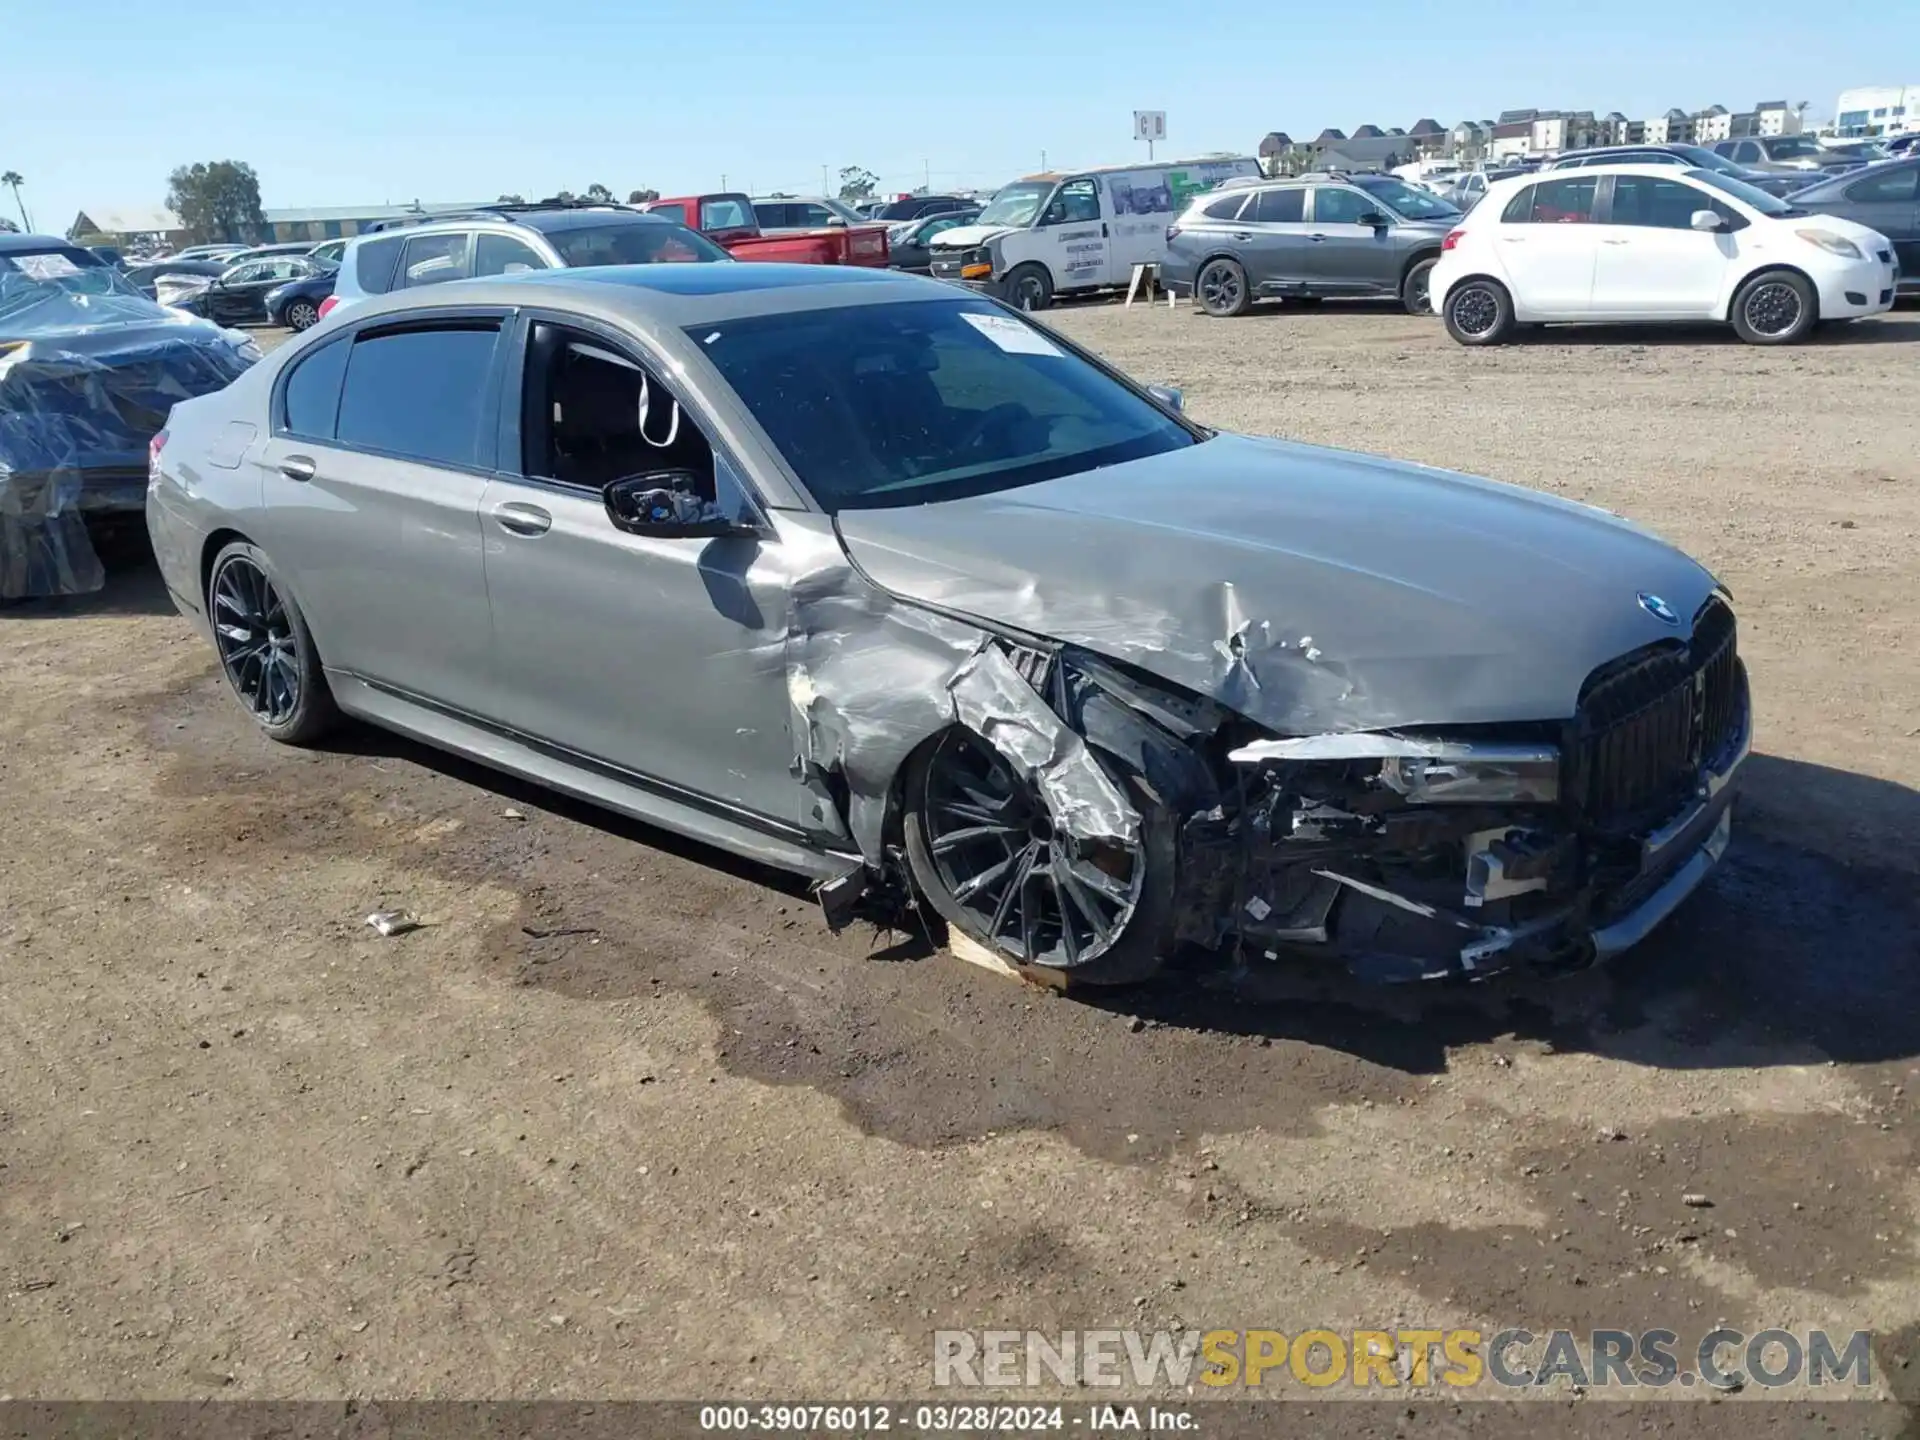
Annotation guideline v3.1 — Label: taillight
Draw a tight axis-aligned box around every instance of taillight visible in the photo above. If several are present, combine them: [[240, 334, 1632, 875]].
[[317, 295, 340, 319], [148, 429, 168, 486], [1442, 228, 1465, 251]]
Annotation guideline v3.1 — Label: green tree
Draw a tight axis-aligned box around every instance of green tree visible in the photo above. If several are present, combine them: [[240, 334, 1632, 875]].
[[496, 193, 526, 204], [166, 160, 266, 243], [837, 166, 878, 203], [627, 188, 659, 205], [583, 183, 614, 202], [1, 170, 28, 231]]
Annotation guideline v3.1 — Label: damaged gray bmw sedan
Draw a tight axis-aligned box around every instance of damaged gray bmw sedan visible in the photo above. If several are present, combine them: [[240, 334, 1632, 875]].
[[147, 264, 1748, 987]]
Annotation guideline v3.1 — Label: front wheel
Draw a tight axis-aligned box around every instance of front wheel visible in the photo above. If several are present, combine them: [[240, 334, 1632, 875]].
[[903, 729, 1173, 986], [283, 298, 321, 332], [1443, 278, 1515, 345], [207, 541, 338, 745], [1402, 257, 1439, 316], [1195, 257, 1251, 317], [1004, 263, 1054, 312], [1731, 270, 1817, 344]]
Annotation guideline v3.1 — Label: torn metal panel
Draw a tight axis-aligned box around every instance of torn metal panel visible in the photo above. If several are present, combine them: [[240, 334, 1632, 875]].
[[946, 642, 1140, 847]]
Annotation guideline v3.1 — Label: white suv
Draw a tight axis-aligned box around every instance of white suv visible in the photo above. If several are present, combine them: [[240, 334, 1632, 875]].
[[1429, 164, 1898, 345], [320, 204, 730, 322]]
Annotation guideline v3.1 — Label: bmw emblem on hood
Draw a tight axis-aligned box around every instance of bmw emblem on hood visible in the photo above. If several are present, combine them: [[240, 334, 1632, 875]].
[[1638, 592, 1680, 626]]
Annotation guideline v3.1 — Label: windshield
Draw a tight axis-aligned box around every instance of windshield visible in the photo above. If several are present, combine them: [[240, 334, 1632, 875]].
[[0, 247, 147, 325], [1352, 175, 1461, 220], [1684, 168, 1798, 215], [975, 182, 1052, 229], [690, 297, 1197, 512], [546, 222, 731, 266]]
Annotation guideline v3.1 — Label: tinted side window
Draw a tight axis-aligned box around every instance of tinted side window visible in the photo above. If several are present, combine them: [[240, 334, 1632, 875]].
[[335, 325, 499, 468], [1202, 192, 1249, 220], [353, 234, 404, 294], [1311, 188, 1371, 224], [1517, 177, 1596, 223], [473, 232, 549, 276], [1500, 185, 1537, 222], [1734, 142, 1762, 164], [801, 205, 836, 227], [1254, 188, 1305, 222], [1846, 166, 1920, 202], [650, 202, 691, 225], [280, 336, 349, 439], [1608, 175, 1714, 229], [703, 198, 754, 229], [401, 232, 471, 287]]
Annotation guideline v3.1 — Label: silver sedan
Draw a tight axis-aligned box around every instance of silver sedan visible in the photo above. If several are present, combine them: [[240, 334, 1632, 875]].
[[147, 264, 1749, 986]]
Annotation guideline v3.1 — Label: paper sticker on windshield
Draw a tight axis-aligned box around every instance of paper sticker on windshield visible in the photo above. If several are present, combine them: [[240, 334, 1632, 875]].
[[961, 311, 1063, 356], [12, 253, 83, 280]]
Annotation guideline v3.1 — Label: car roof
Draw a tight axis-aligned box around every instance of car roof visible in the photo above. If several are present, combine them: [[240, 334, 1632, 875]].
[[330, 262, 955, 330], [0, 233, 95, 255]]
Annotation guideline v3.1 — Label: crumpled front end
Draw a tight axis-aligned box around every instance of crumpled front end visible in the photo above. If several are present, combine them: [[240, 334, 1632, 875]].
[[1185, 595, 1750, 981]]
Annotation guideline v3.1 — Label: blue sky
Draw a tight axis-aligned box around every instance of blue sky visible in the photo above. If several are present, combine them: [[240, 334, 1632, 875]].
[[1, 0, 1902, 233]]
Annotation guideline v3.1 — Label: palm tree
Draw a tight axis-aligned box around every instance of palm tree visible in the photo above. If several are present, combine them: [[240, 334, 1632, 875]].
[[0, 171, 29, 231]]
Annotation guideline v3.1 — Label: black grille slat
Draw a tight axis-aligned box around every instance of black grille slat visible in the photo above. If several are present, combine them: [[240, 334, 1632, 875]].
[[1572, 598, 1740, 832]]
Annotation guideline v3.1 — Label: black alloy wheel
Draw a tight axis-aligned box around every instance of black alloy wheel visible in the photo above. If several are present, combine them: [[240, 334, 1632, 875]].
[[207, 541, 337, 744], [1731, 270, 1816, 344], [1443, 278, 1514, 345], [212, 554, 300, 725], [911, 729, 1145, 971]]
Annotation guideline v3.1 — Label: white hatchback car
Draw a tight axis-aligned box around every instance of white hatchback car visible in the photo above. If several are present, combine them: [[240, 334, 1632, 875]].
[[1429, 164, 1899, 345]]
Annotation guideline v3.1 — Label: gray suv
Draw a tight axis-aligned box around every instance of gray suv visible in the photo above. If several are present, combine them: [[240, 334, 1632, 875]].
[[1161, 173, 1461, 317], [323, 204, 729, 322]]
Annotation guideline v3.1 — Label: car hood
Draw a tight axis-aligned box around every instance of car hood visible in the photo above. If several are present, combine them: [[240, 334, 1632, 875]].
[[926, 223, 1020, 251], [835, 433, 1720, 735]]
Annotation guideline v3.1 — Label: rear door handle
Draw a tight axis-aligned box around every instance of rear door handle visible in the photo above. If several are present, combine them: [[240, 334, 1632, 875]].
[[492, 501, 552, 537], [1601, 238, 1630, 245], [1307, 233, 1327, 242], [278, 455, 315, 482], [1231, 232, 1253, 241]]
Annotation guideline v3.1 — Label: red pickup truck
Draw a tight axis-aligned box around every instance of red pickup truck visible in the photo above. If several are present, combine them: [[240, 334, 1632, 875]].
[[643, 193, 889, 267]]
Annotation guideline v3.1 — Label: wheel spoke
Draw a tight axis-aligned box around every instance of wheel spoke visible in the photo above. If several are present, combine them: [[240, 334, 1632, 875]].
[[952, 849, 1020, 904], [1054, 855, 1115, 945], [1054, 868, 1082, 968], [985, 843, 1032, 940], [931, 821, 1023, 856]]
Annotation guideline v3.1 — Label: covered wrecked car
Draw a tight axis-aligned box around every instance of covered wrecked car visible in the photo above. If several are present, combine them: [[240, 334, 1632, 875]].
[[148, 265, 1748, 987], [1, 235, 257, 598]]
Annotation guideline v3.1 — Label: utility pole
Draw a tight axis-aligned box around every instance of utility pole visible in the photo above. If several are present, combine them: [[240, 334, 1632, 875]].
[[721, 173, 727, 190], [822, 164, 830, 197], [923, 158, 930, 192], [1041, 149, 1048, 171]]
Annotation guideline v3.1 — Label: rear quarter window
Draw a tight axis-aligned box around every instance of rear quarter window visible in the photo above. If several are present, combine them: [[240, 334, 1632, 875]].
[[279, 336, 349, 439], [353, 235, 404, 294]]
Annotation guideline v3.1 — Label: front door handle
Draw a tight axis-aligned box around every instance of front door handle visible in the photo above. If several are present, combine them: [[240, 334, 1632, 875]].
[[278, 455, 316, 482], [1307, 233, 1327, 242], [1601, 237, 1630, 245], [492, 501, 552, 537], [1231, 232, 1254, 241]]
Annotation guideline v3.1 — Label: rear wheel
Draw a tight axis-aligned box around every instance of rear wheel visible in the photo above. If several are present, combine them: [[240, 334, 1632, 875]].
[[207, 541, 338, 745], [1004, 263, 1054, 312], [1402, 256, 1439, 315], [284, 298, 320, 331], [1730, 269, 1817, 344], [1195, 257, 1251, 317], [1443, 278, 1515, 345], [903, 729, 1173, 986]]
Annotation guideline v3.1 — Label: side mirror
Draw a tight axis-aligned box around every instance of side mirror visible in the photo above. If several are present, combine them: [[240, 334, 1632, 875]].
[[1689, 209, 1725, 232], [1359, 211, 1391, 228], [826, 215, 848, 227], [1145, 384, 1183, 413], [605, 471, 755, 540]]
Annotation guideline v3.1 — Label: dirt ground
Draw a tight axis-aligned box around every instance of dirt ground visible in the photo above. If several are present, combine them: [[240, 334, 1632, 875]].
[[3, 304, 1918, 1422]]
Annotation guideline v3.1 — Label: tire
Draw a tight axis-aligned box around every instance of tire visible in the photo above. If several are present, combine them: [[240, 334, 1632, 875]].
[[903, 729, 1175, 987], [1004, 263, 1054, 312], [206, 540, 338, 746], [283, 298, 320, 332], [1443, 277, 1515, 345], [1402, 256, 1439, 316], [1730, 270, 1817, 344], [1194, 258, 1252, 317]]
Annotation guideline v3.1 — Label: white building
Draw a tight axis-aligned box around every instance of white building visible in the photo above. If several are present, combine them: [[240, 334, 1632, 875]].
[[1752, 100, 1802, 136], [1693, 105, 1733, 143], [1643, 109, 1694, 145], [1835, 84, 1920, 136]]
